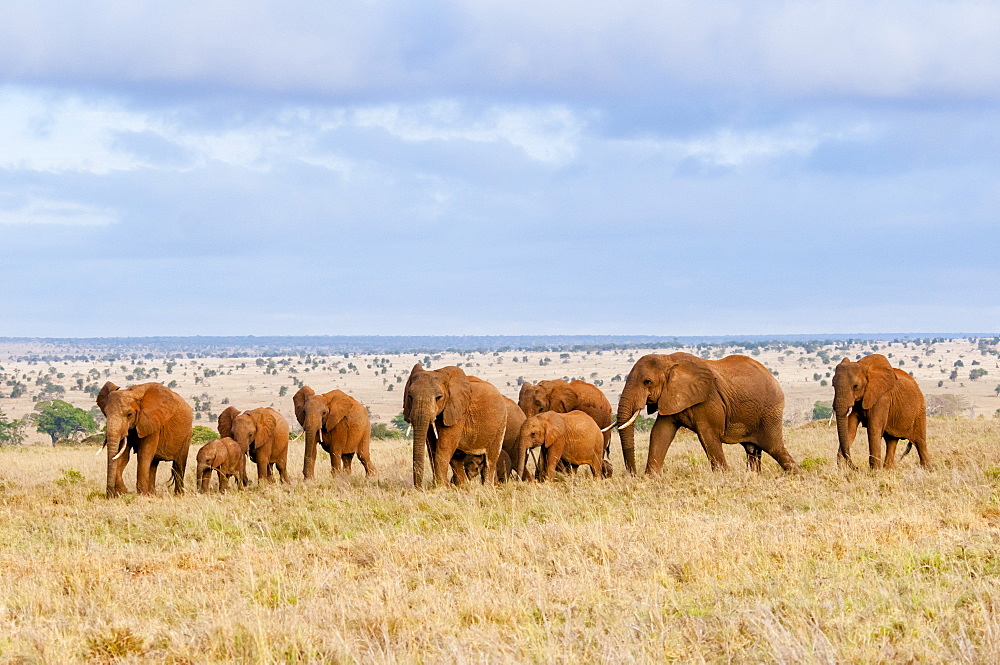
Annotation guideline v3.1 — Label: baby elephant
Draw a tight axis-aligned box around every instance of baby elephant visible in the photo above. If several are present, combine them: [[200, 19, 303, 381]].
[[516, 411, 608, 481], [196, 437, 248, 493]]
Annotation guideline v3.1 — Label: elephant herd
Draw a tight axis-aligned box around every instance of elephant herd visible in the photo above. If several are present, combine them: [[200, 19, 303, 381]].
[[94, 352, 932, 497]]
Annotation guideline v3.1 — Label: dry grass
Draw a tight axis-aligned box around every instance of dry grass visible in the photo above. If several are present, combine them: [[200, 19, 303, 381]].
[[1, 418, 1000, 663]]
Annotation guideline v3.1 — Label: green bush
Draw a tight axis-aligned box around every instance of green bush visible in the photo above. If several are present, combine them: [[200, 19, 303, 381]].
[[811, 401, 833, 420], [190, 426, 219, 445], [371, 423, 403, 440]]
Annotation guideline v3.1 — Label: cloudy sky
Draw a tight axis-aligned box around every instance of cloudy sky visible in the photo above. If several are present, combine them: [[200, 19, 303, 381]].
[[1, 1, 999, 337]]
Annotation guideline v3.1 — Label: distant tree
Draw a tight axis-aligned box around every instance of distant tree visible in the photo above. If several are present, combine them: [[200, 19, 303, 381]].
[[391, 412, 408, 432], [31, 400, 98, 445], [371, 423, 403, 439], [190, 426, 219, 445], [278, 386, 288, 397], [811, 402, 833, 420], [926, 394, 967, 417], [969, 368, 988, 381], [0, 408, 25, 445], [995, 384, 1000, 397]]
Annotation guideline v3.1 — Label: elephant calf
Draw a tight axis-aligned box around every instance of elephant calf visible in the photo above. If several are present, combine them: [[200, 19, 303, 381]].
[[196, 437, 248, 492], [516, 411, 607, 481]]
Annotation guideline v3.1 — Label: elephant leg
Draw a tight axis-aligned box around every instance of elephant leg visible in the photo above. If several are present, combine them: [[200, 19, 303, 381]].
[[357, 446, 376, 477], [757, 428, 798, 472], [135, 446, 157, 495], [866, 426, 885, 470], [742, 444, 762, 472], [644, 417, 679, 475], [694, 429, 729, 471], [449, 456, 468, 486], [219, 471, 229, 493], [113, 448, 130, 495], [275, 459, 290, 484], [543, 446, 561, 481], [170, 459, 186, 494], [590, 451, 604, 478], [254, 451, 271, 482], [911, 437, 932, 469], [883, 436, 900, 469], [329, 449, 344, 475], [343, 453, 354, 474]]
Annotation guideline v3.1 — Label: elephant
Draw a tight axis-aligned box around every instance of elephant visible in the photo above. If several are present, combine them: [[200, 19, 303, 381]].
[[832, 354, 930, 470], [515, 411, 607, 481], [518, 379, 613, 453], [292, 386, 375, 480], [403, 364, 508, 488], [218, 406, 290, 483], [96, 381, 193, 498], [613, 353, 797, 473], [450, 397, 522, 484], [196, 437, 248, 492]]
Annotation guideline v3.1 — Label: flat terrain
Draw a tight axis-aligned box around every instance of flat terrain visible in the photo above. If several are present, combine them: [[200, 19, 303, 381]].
[[1, 338, 999, 663], [1, 419, 999, 663], [2, 337, 998, 447]]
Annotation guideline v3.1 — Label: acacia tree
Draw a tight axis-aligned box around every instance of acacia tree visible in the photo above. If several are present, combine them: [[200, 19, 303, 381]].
[[0, 408, 25, 445], [31, 400, 98, 445]]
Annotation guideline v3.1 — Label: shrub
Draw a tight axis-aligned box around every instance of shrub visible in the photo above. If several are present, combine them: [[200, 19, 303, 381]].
[[811, 402, 833, 420], [371, 423, 403, 440], [190, 426, 219, 445]]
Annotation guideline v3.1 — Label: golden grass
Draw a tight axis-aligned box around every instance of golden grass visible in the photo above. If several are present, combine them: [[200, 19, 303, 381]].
[[1, 418, 999, 663]]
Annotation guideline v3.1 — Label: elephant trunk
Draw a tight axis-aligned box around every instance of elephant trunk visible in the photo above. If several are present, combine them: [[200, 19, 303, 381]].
[[835, 412, 858, 471], [105, 420, 128, 498], [409, 398, 435, 488], [197, 463, 212, 492], [515, 431, 530, 481], [615, 386, 642, 475], [302, 426, 320, 481]]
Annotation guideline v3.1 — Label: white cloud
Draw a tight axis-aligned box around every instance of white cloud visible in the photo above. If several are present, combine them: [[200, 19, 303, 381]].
[[353, 102, 585, 165], [0, 197, 118, 226]]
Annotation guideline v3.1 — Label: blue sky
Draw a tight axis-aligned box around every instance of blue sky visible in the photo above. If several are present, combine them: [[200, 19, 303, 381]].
[[1, 1, 999, 336]]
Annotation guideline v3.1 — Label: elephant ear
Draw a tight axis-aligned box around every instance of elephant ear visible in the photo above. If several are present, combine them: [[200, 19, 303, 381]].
[[324, 394, 351, 431], [402, 364, 424, 423], [254, 409, 275, 443], [543, 413, 567, 450], [292, 386, 314, 427], [658, 360, 716, 416], [96, 381, 119, 415], [549, 383, 579, 413], [218, 406, 240, 439], [517, 382, 532, 411], [440, 366, 471, 427], [136, 385, 174, 438], [860, 354, 898, 410]]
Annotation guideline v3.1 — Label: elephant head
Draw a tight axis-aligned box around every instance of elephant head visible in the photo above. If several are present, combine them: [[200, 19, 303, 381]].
[[832, 355, 898, 468], [515, 412, 565, 480], [96, 381, 175, 497], [518, 380, 579, 417], [403, 364, 471, 487], [218, 406, 263, 456], [614, 353, 717, 474], [293, 386, 357, 480]]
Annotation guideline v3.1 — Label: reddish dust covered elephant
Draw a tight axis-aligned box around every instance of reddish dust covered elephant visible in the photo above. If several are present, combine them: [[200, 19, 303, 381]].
[[97, 382, 194, 497]]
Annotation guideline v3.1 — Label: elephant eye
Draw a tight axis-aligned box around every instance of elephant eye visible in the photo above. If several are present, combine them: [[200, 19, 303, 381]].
[[643, 379, 651, 385]]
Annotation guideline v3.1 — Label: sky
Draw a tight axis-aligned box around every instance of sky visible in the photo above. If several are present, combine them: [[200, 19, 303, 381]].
[[1, 1, 999, 337]]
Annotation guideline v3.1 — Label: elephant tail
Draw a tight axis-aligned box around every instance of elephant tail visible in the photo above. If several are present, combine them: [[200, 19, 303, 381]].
[[900, 440, 913, 459]]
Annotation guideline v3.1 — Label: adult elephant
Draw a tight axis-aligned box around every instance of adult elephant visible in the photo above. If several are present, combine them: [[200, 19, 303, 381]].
[[453, 396, 524, 483], [292, 386, 375, 480], [614, 353, 797, 473], [96, 381, 193, 498], [218, 406, 290, 483], [403, 364, 507, 488], [518, 379, 613, 453], [832, 354, 930, 470]]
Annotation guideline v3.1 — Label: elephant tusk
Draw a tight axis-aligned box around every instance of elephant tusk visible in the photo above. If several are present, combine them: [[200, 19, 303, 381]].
[[617, 410, 641, 430], [599, 422, 616, 433], [431, 423, 438, 440], [95, 442, 107, 456], [405, 425, 412, 437], [845, 406, 853, 417], [111, 441, 129, 460]]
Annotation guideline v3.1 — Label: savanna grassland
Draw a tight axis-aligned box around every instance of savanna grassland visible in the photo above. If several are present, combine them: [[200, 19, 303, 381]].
[[2, 417, 1000, 663]]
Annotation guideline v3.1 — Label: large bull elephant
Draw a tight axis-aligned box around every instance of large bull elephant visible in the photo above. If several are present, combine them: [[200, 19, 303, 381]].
[[218, 406, 290, 484], [832, 354, 930, 470], [403, 364, 507, 488], [292, 386, 375, 480], [614, 353, 797, 473], [96, 381, 193, 497]]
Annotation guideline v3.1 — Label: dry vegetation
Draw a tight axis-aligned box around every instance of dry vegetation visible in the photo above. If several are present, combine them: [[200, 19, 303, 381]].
[[2, 416, 1000, 663]]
